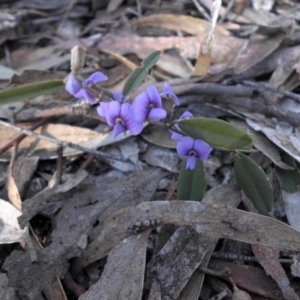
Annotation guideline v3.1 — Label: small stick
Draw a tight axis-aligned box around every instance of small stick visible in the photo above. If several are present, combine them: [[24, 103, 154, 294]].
[[56, 145, 64, 184], [242, 80, 300, 103], [0, 120, 121, 161], [0, 117, 50, 156]]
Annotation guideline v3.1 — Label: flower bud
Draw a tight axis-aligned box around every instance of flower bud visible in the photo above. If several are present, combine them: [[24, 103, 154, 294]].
[[70, 45, 86, 74]]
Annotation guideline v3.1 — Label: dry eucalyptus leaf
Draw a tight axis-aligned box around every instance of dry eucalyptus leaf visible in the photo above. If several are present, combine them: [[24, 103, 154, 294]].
[[142, 145, 179, 172], [79, 230, 150, 300], [0, 199, 27, 244], [232, 33, 284, 75], [246, 118, 300, 164], [282, 190, 300, 231], [229, 118, 292, 170], [179, 185, 241, 300], [134, 14, 230, 36], [252, 244, 299, 300], [0, 123, 131, 161], [146, 226, 208, 300], [98, 35, 246, 66], [82, 200, 300, 269], [18, 170, 89, 228]]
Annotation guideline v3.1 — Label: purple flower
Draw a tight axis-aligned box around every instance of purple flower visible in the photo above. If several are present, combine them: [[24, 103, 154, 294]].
[[131, 85, 167, 123], [97, 101, 109, 119], [65, 71, 108, 104], [104, 101, 143, 137], [161, 83, 180, 105], [111, 91, 129, 102], [171, 111, 193, 140], [177, 136, 212, 170]]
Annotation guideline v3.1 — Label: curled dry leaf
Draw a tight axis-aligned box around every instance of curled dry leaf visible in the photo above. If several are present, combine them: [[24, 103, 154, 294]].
[[0, 199, 27, 244]]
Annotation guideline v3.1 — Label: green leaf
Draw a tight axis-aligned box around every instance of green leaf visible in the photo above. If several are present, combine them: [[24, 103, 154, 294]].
[[275, 154, 300, 192], [177, 159, 206, 201], [178, 117, 253, 149], [141, 50, 162, 68], [122, 50, 162, 96], [234, 152, 273, 213], [0, 79, 64, 105]]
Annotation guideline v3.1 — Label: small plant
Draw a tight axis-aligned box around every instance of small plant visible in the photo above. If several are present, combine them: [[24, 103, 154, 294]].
[[65, 46, 273, 214]]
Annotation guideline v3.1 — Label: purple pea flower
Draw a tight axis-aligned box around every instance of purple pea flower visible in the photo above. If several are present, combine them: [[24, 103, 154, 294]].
[[65, 71, 108, 104], [104, 101, 143, 137], [161, 83, 180, 105], [171, 111, 193, 140], [131, 85, 167, 123], [111, 91, 129, 102], [177, 136, 212, 170]]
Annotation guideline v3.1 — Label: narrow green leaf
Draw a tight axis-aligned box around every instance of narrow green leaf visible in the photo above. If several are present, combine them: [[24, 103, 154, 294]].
[[275, 154, 300, 192], [177, 159, 206, 201], [234, 152, 273, 213], [122, 67, 148, 96], [122, 50, 162, 96], [141, 50, 162, 69], [0, 79, 64, 105], [178, 117, 253, 149]]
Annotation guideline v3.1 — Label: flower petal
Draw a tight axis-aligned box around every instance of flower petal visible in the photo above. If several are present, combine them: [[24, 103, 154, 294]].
[[186, 155, 197, 170], [97, 102, 109, 119], [131, 92, 149, 123], [85, 71, 108, 85], [148, 108, 167, 121], [170, 126, 183, 140], [180, 111, 193, 119], [163, 82, 171, 94], [194, 140, 213, 160], [147, 85, 162, 107], [176, 137, 194, 156], [106, 101, 121, 126], [82, 90, 95, 103], [113, 123, 126, 137], [65, 73, 82, 96]]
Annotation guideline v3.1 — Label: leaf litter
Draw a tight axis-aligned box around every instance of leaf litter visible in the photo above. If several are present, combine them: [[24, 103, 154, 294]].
[[1, 0, 300, 299]]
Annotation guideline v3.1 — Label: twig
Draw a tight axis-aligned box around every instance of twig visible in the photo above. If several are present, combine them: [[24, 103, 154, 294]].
[[192, 0, 212, 21], [0, 117, 50, 155], [56, 145, 64, 184], [242, 80, 300, 103], [0, 120, 121, 161]]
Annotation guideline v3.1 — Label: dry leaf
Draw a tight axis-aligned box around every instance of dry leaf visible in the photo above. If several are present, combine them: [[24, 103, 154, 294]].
[[0, 199, 27, 244], [19, 170, 89, 228], [0, 123, 134, 161], [79, 230, 150, 300], [232, 33, 285, 75], [252, 244, 299, 300], [246, 118, 300, 164], [192, 0, 222, 77], [82, 200, 300, 268], [134, 14, 230, 36]]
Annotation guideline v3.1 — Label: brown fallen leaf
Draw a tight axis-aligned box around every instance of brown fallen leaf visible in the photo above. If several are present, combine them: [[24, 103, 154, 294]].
[[252, 244, 299, 300], [232, 33, 285, 75], [98, 35, 245, 66], [133, 14, 230, 36], [209, 258, 282, 299], [0, 123, 130, 161], [79, 230, 151, 300]]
